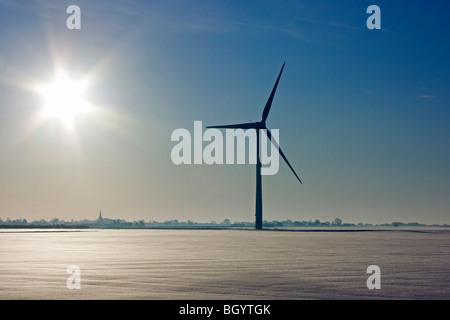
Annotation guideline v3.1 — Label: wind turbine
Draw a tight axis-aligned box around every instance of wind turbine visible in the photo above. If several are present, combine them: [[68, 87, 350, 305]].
[[207, 62, 302, 230]]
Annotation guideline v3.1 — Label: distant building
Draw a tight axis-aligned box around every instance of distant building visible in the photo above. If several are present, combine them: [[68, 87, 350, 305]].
[[98, 210, 103, 224]]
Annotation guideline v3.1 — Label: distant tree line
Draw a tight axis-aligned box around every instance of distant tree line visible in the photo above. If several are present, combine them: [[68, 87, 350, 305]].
[[0, 216, 447, 229]]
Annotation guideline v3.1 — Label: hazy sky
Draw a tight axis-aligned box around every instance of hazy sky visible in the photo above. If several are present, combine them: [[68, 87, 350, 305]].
[[0, 0, 449, 224]]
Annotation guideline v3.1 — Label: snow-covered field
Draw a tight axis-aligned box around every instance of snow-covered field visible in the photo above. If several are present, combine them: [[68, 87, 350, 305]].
[[0, 228, 449, 299]]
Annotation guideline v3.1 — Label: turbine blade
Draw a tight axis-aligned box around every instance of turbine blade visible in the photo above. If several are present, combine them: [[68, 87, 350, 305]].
[[206, 122, 258, 129], [265, 128, 302, 184], [261, 62, 285, 123]]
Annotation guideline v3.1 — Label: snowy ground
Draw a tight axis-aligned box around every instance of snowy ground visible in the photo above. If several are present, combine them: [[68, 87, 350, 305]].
[[0, 228, 449, 299]]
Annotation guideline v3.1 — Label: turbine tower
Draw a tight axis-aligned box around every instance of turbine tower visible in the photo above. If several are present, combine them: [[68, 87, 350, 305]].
[[207, 62, 302, 230]]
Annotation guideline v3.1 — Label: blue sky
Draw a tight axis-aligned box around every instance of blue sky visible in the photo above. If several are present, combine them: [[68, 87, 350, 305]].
[[0, 0, 449, 224]]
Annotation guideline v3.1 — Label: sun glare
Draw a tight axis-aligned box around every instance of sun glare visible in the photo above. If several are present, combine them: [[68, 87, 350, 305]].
[[39, 73, 91, 126]]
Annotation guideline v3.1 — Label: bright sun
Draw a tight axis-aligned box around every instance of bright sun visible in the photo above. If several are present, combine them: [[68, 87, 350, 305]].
[[39, 73, 91, 126]]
